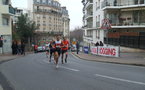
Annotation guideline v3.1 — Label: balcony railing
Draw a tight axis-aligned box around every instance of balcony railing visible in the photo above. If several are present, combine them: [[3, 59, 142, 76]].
[[85, 12, 93, 19], [86, 0, 93, 9], [96, 22, 100, 28], [34, 9, 62, 14], [101, 0, 145, 9], [111, 22, 145, 26], [9, 6, 15, 15], [87, 22, 93, 28], [84, 35, 93, 38]]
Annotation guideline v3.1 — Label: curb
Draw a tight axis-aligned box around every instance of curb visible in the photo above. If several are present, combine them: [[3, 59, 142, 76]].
[[72, 53, 145, 67], [0, 52, 33, 64]]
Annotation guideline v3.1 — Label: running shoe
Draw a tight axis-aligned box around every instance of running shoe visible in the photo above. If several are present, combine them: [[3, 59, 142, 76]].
[[56, 65, 59, 68]]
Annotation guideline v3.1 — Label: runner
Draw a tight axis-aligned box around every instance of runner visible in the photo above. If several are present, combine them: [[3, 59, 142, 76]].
[[49, 40, 55, 62], [53, 36, 62, 68], [61, 37, 69, 64]]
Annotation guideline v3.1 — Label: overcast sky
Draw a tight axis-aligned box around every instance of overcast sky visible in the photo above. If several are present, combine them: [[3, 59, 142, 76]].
[[11, 0, 83, 30]]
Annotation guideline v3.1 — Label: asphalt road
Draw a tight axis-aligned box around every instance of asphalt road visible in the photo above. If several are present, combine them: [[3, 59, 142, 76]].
[[0, 52, 145, 90]]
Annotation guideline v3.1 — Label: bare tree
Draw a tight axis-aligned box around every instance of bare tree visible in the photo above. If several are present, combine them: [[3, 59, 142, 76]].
[[70, 27, 83, 42]]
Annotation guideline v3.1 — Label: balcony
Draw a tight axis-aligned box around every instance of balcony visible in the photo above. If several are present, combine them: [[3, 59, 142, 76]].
[[87, 22, 93, 29], [84, 35, 93, 42], [1, 5, 15, 16], [102, 0, 145, 10], [85, 12, 93, 19], [34, 9, 62, 14], [96, 22, 100, 28], [9, 6, 15, 15], [86, 0, 93, 9], [110, 19, 145, 28]]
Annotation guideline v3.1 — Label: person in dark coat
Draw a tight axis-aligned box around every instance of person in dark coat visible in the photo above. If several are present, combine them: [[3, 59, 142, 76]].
[[11, 41, 18, 55], [95, 42, 99, 46], [76, 40, 80, 54], [11, 41, 15, 55], [100, 41, 104, 46], [21, 42, 25, 55]]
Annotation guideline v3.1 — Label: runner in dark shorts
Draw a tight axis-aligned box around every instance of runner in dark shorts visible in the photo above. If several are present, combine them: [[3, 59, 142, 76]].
[[53, 36, 62, 68], [49, 40, 55, 62]]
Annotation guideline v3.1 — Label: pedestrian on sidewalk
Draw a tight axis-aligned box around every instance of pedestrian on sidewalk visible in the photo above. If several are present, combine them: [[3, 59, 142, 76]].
[[95, 41, 99, 46], [99, 41, 104, 46], [76, 40, 80, 54], [11, 41, 18, 55], [17, 42, 22, 55], [21, 42, 25, 55]]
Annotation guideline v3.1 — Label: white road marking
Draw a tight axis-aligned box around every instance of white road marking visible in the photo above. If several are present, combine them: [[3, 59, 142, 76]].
[[60, 66, 80, 72], [43, 59, 50, 64], [95, 74, 145, 86], [0, 85, 3, 90]]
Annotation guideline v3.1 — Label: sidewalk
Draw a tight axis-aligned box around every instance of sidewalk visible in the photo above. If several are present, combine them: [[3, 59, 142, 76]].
[[72, 52, 145, 66], [0, 52, 33, 63]]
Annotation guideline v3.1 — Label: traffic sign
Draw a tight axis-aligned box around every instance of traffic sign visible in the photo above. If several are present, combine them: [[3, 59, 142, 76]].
[[101, 18, 112, 30]]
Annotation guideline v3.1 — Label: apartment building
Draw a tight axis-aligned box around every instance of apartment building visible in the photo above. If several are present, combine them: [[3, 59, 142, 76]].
[[28, 0, 70, 43], [82, 0, 104, 46], [82, 0, 145, 49], [0, 0, 15, 54]]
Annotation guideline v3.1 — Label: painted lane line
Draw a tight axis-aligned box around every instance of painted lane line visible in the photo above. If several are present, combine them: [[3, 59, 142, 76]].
[[60, 66, 80, 72], [43, 59, 50, 64], [95, 74, 145, 86], [0, 85, 3, 90]]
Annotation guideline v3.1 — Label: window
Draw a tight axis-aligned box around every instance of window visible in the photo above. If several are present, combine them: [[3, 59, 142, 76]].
[[98, 15, 100, 21], [37, 0, 40, 2], [133, 10, 145, 23], [2, 17, 9, 26], [140, 0, 144, 4], [98, 30, 100, 39], [42, 0, 45, 3], [96, 1, 97, 7], [2, 0, 9, 5]]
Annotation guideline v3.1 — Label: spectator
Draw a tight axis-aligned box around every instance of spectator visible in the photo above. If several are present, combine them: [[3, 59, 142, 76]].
[[21, 42, 25, 55], [12, 41, 17, 55], [17, 42, 22, 55], [34, 44, 38, 53], [95, 42, 99, 46], [76, 40, 80, 54], [100, 41, 104, 46]]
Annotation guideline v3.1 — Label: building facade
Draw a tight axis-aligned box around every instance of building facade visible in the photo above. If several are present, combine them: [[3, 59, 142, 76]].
[[0, 0, 15, 54], [28, 0, 70, 44], [82, 0, 145, 49], [82, 0, 105, 46]]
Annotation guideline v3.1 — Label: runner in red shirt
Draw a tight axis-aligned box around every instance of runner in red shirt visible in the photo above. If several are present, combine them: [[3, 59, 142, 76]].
[[61, 37, 69, 64]]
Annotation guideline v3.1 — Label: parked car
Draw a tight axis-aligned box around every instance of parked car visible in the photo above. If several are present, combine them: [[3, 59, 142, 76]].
[[71, 46, 76, 52], [37, 46, 46, 52]]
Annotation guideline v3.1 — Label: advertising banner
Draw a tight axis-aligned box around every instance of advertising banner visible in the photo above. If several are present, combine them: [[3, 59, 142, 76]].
[[90, 46, 119, 57], [98, 46, 119, 57], [90, 47, 98, 55]]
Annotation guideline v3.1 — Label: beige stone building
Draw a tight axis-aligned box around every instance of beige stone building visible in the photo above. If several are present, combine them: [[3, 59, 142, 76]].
[[28, 0, 70, 44]]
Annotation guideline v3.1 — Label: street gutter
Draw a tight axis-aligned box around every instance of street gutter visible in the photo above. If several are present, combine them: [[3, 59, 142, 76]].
[[71, 52, 145, 67]]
